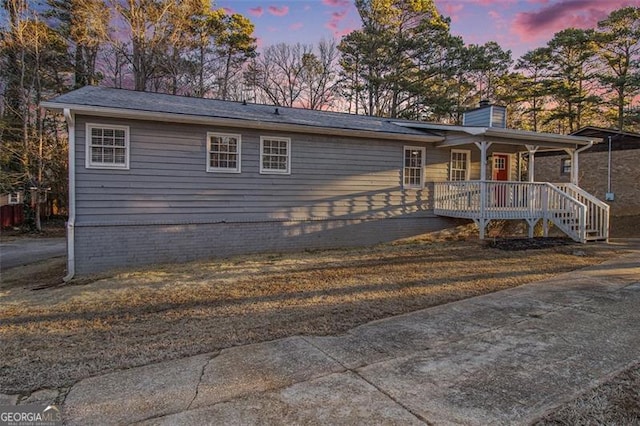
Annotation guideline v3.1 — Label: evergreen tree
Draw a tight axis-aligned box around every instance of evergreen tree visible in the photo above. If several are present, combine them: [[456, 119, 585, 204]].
[[595, 6, 640, 131]]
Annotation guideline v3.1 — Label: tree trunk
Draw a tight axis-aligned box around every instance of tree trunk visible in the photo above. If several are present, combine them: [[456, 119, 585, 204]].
[[617, 87, 625, 131], [222, 50, 232, 100]]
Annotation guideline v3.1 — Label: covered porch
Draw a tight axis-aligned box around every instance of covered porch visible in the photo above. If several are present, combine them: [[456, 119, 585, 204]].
[[434, 128, 608, 242], [396, 122, 610, 243]]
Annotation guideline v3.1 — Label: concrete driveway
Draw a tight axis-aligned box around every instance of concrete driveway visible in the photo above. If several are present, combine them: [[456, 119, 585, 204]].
[[0, 237, 66, 271], [8, 245, 636, 425]]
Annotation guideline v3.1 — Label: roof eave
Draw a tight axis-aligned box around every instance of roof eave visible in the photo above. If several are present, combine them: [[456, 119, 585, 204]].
[[41, 102, 445, 143], [392, 121, 601, 148], [483, 128, 601, 145]]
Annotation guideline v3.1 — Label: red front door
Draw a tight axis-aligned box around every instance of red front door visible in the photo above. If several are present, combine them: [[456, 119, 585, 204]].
[[492, 154, 509, 181], [492, 154, 509, 207]]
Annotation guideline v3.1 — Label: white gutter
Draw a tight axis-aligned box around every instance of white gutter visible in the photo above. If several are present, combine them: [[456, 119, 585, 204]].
[[572, 140, 594, 186], [63, 108, 75, 282]]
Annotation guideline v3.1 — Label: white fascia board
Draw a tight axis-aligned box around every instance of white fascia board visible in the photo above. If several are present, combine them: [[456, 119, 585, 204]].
[[483, 128, 600, 145], [41, 102, 445, 143], [390, 120, 601, 148]]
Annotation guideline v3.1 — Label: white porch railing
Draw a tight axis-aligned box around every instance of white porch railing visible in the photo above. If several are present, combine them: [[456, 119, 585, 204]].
[[433, 181, 608, 243], [554, 183, 610, 241]]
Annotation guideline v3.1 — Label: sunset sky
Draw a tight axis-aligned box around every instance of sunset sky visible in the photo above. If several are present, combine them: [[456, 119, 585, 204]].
[[217, 0, 640, 58]]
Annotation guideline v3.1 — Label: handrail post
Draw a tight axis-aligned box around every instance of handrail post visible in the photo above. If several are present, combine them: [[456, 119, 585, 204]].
[[480, 181, 486, 219]]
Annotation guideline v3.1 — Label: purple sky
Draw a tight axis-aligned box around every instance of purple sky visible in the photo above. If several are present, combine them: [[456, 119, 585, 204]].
[[217, 0, 640, 58]]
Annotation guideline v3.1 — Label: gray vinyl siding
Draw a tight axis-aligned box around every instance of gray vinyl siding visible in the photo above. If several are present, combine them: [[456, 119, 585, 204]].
[[462, 106, 506, 128], [462, 109, 490, 127], [75, 115, 442, 225], [491, 107, 507, 128]]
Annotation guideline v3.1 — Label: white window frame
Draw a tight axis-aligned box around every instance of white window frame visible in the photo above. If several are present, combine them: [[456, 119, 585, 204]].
[[85, 123, 130, 170], [561, 158, 571, 175], [206, 132, 242, 173], [8, 192, 20, 205], [260, 136, 291, 175], [403, 146, 426, 189], [450, 149, 471, 181]]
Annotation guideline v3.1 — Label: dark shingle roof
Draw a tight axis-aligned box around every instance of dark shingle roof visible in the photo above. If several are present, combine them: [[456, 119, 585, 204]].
[[45, 86, 436, 137]]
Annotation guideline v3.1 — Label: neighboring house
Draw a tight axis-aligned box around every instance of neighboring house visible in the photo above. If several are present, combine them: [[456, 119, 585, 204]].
[[535, 127, 640, 217], [0, 191, 25, 227], [43, 87, 606, 278]]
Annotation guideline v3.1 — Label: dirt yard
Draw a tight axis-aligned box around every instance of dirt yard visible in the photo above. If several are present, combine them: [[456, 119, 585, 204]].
[[0, 234, 621, 395]]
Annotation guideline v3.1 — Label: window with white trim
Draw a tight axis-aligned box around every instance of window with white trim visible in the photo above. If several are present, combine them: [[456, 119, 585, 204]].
[[450, 149, 470, 181], [86, 124, 130, 169], [207, 132, 241, 173], [260, 137, 290, 174], [561, 158, 571, 175], [403, 146, 425, 188], [8, 192, 20, 205]]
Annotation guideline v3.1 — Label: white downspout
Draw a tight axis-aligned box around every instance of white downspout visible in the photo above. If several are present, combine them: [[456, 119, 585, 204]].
[[63, 109, 76, 282], [573, 140, 594, 187], [607, 136, 612, 194], [525, 145, 539, 182]]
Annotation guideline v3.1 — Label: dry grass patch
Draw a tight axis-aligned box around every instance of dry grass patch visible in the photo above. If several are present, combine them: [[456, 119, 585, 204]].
[[0, 239, 620, 394], [535, 363, 640, 425]]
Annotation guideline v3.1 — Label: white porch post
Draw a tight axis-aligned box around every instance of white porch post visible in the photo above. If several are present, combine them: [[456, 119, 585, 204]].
[[525, 145, 539, 182], [572, 151, 579, 185], [474, 141, 493, 181], [525, 145, 540, 238], [474, 141, 493, 239]]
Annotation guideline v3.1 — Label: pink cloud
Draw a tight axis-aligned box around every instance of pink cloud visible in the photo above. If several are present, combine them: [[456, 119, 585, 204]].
[[511, 0, 632, 42], [248, 6, 263, 17], [332, 10, 348, 20], [436, 1, 464, 22], [488, 10, 507, 30], [333, 27, 355, 38], [475, 0, 516, 4], [290, 22, 303, 31], [323, 0, 350, 6], [268, 5, 289, 16], [325, 6, 351, 37], [222, 7, 233, 15], [443, 3, 464, 14]]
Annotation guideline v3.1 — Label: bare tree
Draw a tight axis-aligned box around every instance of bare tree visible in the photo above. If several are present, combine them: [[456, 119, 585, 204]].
[[46, 0, 111, 88], [246, 43, 311, 107], [299, 39, 340, 110], [1, 0, 70, 229], [112, 0, 178, 91]]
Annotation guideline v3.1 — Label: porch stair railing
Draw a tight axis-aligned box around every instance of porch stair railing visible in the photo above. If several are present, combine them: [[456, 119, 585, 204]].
[[553, 183, 610, 241], [433, 181, 609, 243]]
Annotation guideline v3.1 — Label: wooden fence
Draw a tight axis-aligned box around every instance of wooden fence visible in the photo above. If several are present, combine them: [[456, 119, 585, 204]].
[[1, 204, 25, 227]]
